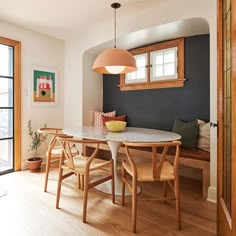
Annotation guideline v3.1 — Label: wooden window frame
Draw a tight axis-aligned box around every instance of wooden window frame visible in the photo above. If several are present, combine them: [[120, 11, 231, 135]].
[[119, 38, 185, 91], [0, 36, 21, 171]]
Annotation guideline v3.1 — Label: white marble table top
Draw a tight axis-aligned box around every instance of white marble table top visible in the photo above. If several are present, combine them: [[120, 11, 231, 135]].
[[63, 126, 181, 143]]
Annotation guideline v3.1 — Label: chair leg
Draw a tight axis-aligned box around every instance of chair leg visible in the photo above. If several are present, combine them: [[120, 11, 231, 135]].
[[174, 178, 181, 230], [78, 174, 81, 189], [132, 177, 137, 233], [56, 167, 63, 209], [163, 181, 167, 204], [83, 174, 89, 223], [44, 154, 51, 192], [121, 162, 125, 206], [111, 160, 115, 204], [81, 175, 84, 191]]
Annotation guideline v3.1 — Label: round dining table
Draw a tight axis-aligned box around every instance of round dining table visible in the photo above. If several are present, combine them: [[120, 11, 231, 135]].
[[63, 126, 181, 195]]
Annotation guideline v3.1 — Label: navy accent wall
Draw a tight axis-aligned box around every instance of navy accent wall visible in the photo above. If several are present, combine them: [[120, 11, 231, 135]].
[[103, 35, 210, 131]]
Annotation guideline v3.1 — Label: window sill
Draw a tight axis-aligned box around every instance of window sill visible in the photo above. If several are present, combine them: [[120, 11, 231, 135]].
[[119, 78, 186, 91]]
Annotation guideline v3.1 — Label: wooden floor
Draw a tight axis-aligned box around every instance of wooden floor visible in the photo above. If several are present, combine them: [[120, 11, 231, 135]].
[[0, 167, 216, 236]]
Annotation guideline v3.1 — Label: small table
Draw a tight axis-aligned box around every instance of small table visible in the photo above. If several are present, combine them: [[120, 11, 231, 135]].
[[63, 126, 181, 195]]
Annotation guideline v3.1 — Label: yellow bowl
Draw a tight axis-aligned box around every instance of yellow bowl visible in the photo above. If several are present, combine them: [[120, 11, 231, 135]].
[[105, 121, 127, 132]]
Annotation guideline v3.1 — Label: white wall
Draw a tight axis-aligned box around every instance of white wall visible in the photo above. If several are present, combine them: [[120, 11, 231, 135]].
[[65, 0, 217, 202], [0, 20, 65, 169], [82, 53, 103, 125]]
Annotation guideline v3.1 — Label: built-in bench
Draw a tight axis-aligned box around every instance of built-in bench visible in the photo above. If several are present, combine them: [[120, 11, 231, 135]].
[[84, 142, 210, 199]]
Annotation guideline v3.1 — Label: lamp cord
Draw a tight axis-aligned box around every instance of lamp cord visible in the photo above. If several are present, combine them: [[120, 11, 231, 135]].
[[111, 3, 121, 48], [114, 6, 117, 48]]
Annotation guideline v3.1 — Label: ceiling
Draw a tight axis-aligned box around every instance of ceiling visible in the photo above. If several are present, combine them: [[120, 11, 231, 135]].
[[88, 17, 209, 56], [0, 0, 209, 54], [0, 0, 166, 39]]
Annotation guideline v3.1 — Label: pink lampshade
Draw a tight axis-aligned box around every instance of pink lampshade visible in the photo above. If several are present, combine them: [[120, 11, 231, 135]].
[[92, 47, 137, 74]]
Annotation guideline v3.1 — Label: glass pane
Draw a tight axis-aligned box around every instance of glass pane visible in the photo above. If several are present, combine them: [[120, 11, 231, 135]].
[[224, 97, 231, 125], [0, 139, 13, 172], [224, 27, 227, 71], [0, 44, 13, 77], [223, 125, 231, 214], [0, 109, 13, 139], [226, 37, 231, 70], [224, 71, 227, 97], [222, 0, 232, 216], [226, 10, 231, 41], [136, 68, 144, 79], [125, 53, 147, 83], [226, 0, 230, 11], [0, 77, 13, 107], [226, 70, 231, 97], [153, 65, 163, 77], [153, 52, 163, 65], [164, 63, 175, 76], [136, 55, 146, 67], [126, 71, 136, 80], [164, 50, 175, 63]]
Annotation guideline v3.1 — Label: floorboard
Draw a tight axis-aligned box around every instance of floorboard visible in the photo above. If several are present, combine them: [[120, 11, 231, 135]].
[[0, 168, 216, 236]]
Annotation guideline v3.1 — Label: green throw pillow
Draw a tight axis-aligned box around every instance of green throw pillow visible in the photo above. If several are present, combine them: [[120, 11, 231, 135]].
[[172, 119, 199, 150]]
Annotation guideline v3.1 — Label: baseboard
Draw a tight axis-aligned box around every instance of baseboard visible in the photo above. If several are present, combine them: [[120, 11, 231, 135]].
[[207, 185, 217, 203]]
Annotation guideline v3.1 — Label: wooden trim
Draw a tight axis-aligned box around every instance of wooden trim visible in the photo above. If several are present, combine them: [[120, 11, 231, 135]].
[[14, 41, 21, 171], [218, 197, 232, 235], [220, 197, 232, 229], [217, 0, 229, 233], [129, 38, 184, 55], [217, 0, 223, 203], [231, 0, 236, 233], [178, 38, 184, 83], [0, 36, 20, 46], [119, 38, 185, 91], [119, 78, 186, 91], [217, 0, 236, 234], [0, 36, 21, 171]]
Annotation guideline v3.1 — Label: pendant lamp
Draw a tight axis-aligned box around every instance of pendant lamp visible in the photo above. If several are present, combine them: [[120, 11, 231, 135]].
[[93, 3, 137, 74]]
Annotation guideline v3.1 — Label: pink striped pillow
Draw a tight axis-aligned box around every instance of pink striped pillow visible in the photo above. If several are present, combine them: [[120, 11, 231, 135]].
[[93, 110, 116, 127]]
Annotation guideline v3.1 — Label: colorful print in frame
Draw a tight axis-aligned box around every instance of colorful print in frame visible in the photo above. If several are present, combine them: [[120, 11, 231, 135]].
[[32, 68, 56, 103]]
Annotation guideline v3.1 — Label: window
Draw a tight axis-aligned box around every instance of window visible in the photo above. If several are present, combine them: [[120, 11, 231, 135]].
[[119, 38, 185, 91], [0, 36, 21, 173], [125, 53, 147, 84], [150, 47, 177, 81]]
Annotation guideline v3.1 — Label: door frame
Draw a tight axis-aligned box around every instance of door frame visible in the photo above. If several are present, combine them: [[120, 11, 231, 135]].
[[217, 0, 236, 234], [0, 36, 21, 171]]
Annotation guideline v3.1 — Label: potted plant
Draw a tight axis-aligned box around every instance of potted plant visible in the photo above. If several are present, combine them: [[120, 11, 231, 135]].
[[26, 120, 46, 172]]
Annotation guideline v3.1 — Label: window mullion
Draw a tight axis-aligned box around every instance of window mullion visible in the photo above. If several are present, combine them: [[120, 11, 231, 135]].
[[147, 51, 150, 82]]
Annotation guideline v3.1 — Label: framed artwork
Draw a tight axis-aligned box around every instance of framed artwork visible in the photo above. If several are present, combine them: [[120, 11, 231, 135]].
[[30, 66, 58, 106]]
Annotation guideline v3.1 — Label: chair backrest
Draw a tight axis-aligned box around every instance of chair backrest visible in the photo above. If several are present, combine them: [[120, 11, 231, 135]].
[[122, 141, 181, 179], [56, 137, 104, 169], [38, 127, 65, 151]]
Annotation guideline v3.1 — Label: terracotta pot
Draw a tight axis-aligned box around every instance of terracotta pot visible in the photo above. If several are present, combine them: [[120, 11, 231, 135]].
[[26, 157, 43, 172]]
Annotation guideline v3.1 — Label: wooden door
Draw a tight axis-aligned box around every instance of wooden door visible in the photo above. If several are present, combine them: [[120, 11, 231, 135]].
[[217, 0, 236, 235]]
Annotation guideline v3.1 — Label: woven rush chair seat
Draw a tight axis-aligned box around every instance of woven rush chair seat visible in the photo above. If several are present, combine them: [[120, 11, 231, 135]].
[[123, 160, 175, 182], [63, 154, 112, 175]]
